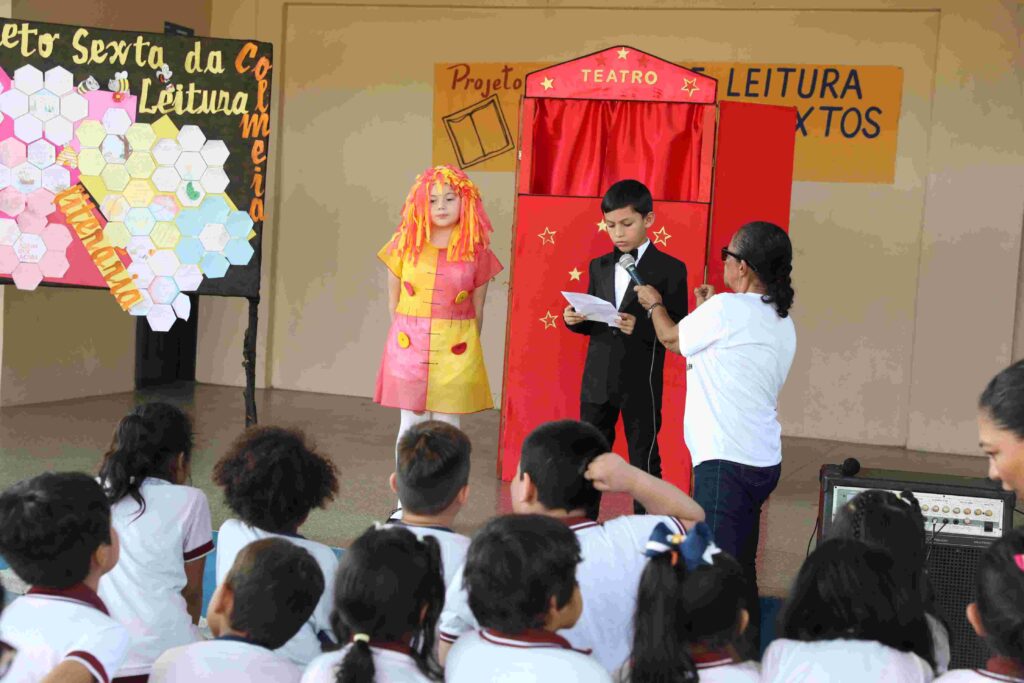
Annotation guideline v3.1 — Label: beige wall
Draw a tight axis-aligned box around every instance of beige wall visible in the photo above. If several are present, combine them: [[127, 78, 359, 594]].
[[0, 0, 212, 406]]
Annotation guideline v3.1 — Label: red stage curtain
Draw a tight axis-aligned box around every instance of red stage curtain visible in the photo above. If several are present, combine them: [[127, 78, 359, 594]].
[[528, 99, 707, 201]]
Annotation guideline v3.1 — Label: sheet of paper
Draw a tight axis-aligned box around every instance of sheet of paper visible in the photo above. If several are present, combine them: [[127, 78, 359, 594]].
[[561, 291, 621, 328]]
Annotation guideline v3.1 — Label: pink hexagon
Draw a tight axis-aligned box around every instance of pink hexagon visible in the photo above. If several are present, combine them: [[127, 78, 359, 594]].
[[0, 187, 27, 216], [0, 245, 17, 273], [41, 223, 71, 250], [0, 139, 27, 168], [12, 262, 43, 290], [16, 211, 46, 234], [25, 189, 54, 217], [38, 250, 69, 278]]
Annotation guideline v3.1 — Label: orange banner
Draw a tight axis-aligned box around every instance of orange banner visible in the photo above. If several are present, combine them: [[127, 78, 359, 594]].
[[432, 61, 903, 183]]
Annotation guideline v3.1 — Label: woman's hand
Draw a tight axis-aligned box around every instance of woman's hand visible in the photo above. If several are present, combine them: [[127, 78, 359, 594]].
[[695, 284, 716, 307], [634, 285, 662, 309]]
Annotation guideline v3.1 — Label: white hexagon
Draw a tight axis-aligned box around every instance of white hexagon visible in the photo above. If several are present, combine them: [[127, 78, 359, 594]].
[[101, 108, 131, 135], [199, 222, 230, 252], [101, 134, 129, 164], [126, 235, 155, 262], [0, 218, 19, 245], [14, 233, 46, 263], [0, 90, 28, 119], [149, 249, 180, 277], [152, 138, 181, 166], [152, 166, 181, 193], [0, 166, 12, 190], [174, 151, 206, 181], [172, 292, 191, 320], [200, 139, 229, 167], [129, 289, 154, 317], [28, 90, 60, 122], [44, 66, 74, 95], [200, 167, 229, 194], [59, 93, 88, 122], [14, 115, 43, 142], [176, 125, 206, 152], [41, 166, 71, 194], [26, 140, 55, 169], [12, 163, 41, 194], [149, 276, 179, 305], [44, 117, 74, 146], [128, 261, 155, 290], [147, 304, 177, 332], [173, 264, 203, 292], [175, 180, 205, 208], [13, 65, 43, 95]]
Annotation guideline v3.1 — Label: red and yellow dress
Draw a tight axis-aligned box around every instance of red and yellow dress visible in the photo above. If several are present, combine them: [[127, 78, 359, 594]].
[[375, 240, 503, 414]]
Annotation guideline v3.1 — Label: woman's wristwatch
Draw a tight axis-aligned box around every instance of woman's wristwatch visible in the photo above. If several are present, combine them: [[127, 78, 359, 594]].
[[647, 302, 664, 318]]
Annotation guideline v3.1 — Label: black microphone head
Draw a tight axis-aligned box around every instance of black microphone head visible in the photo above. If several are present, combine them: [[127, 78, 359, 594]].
[[618, 253, 637, 270], [840, 457, 861, 477]]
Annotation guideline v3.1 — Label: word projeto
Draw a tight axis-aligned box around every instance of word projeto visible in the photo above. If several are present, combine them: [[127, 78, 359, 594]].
[[55, 185, 143, 311]]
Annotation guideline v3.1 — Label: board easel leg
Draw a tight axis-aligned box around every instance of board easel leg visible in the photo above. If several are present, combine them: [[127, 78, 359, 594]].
[[243, 296, 259, 427]]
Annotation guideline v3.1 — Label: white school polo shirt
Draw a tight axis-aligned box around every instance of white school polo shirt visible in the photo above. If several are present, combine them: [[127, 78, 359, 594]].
[[216, 519, 338, 667], [98, 477, 214, 677], [761, 638, 934, 683], [151, 636, 303, 683], [0, 584, 130, 683], [446, 629, 611, 682], [936, 671, 1024, 682], [439, 515, 685, 672], [385, 518, 471, 589], [616, 654, 760, 682], [677, 293, 796, 468], [303, 643, 434, 683]]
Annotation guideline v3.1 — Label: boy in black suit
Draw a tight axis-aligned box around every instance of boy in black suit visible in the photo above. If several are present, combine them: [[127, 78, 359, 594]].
[[563, 180, 687, 507]]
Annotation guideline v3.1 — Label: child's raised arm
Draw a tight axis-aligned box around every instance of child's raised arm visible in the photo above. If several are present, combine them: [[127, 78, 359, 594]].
[[585, 453, 704, 527]]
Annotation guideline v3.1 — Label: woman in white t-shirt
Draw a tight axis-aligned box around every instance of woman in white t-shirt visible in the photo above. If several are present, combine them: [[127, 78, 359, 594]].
[[96, 402, 214, 682], [636, 221, 796, 649]]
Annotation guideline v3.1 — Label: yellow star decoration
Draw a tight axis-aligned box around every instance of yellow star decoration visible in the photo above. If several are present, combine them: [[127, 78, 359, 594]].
[[652, 226, 672, 247], [597, 220, 609, 233], [540, 77, 554, 91], [540, 311, 558, 329], [680, 78, 700, 97], [569, 267, 582, 281], [616, 47, 630, 60], [538, 227, 557, 245]]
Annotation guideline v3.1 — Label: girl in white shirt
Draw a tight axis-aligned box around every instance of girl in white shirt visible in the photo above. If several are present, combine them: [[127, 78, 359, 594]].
[[762, 538, 935, 682], [829, 490, 951, 673], [96, 402, 214, 682], [302, 525, 444, 683], [617, 522, 758, 683]]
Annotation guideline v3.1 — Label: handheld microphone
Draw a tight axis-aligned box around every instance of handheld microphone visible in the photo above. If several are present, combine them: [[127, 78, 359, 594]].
[[618, 253, 646, 286], [840, 457, 861, 477]]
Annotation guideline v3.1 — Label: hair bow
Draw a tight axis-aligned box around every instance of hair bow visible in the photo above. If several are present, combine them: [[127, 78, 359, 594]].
[[644, 521, 721, 571]]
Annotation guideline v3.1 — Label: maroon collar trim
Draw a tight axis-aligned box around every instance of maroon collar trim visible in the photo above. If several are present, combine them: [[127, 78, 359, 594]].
[[481, 628, 591, 654], [980, 657, 1024, 681], [557, 516, 600, 532], [27, 583, 108, 615], [692, 650, 739, 669], [367, 641, 415, 657]]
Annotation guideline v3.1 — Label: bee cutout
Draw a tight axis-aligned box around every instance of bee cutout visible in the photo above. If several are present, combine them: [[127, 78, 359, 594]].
[[76, 75, 100, 94], [155, 64, 174, 91], [108, 71, 129, 101], [56, 145, 79, 169]]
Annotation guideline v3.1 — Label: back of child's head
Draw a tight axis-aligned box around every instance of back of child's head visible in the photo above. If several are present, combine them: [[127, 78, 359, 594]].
[[631, 522, 748, 683], [222, 537, 324, 649], [98, 402, 193, 512], [601, 179, 654, 216], [518, 420, 607, 519], [396, 420, 471, 515], [0, 472, 112, 588], [213, 426, 339, 534], [463, 514, 582, 634], [973, 528, 1024, 662], [781, 538, 934, 667], [828, 490, 933, 607], [331, 525, 444, 683]]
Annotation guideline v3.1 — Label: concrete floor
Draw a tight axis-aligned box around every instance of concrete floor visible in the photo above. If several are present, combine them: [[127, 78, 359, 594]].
[[0, 382, 995, 597]]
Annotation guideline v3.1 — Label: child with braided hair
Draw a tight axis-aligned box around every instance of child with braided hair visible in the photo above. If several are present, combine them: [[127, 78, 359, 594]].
[[375, 166, 503, 448]]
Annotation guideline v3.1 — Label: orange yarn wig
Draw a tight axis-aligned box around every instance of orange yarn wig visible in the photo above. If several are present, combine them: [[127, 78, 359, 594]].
[[387, 165, 494, 263]]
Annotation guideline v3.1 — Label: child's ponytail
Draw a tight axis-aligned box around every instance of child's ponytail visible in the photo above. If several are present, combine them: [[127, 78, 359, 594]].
[[98, 402, 194, 514], [333, 632, 375, 683], [976, 529, 1024, 664], [632, 553, 700, 682]]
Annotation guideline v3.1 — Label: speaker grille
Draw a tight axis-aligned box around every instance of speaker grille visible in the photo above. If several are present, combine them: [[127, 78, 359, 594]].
[[928, 544, 988, 669]]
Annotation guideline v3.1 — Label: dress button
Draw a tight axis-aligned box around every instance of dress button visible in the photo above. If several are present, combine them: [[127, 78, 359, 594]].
[[454, 290, 470, 304], [451, 342, 467, 355], [403, 282, 415, 296], [397, 332, 411, 349]]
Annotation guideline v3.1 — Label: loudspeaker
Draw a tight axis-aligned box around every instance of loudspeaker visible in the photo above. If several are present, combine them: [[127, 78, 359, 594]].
[[817, 466, 1015, 670]]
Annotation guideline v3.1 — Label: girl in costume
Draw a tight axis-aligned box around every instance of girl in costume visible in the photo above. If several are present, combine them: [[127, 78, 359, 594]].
[[375, 166, 503, 446]]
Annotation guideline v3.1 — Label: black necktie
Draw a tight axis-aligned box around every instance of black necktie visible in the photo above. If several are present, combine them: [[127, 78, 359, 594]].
[[614, 247, 639, 261]]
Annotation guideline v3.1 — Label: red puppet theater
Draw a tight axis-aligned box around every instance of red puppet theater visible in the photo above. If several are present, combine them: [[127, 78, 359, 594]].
[[498, 47, 797, 490]]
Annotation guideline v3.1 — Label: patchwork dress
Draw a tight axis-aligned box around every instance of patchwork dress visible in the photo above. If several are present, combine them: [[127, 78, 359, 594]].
[[375, 240, 502, 414]]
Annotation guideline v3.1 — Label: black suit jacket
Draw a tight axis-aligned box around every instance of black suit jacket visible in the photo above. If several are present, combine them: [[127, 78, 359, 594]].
[[565, 244, 688, 404]]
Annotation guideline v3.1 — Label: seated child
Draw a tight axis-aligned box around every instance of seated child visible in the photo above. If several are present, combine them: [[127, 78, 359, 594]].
[[935, 528, 1024, 681], [386, 420, 471, 587], [302, 525, 444, 683], [0, 472, 129, 683], [0, 580, 14, 677], [439, 419, 704, 671], [213, 426, 340, 667], [151, 538, 324, 683], [618, 522, 758, 682], [829, 489, 950, 672], [96, 402, 214, 680], [445, 514, 610, 683], [761, 538, 935, 682]]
